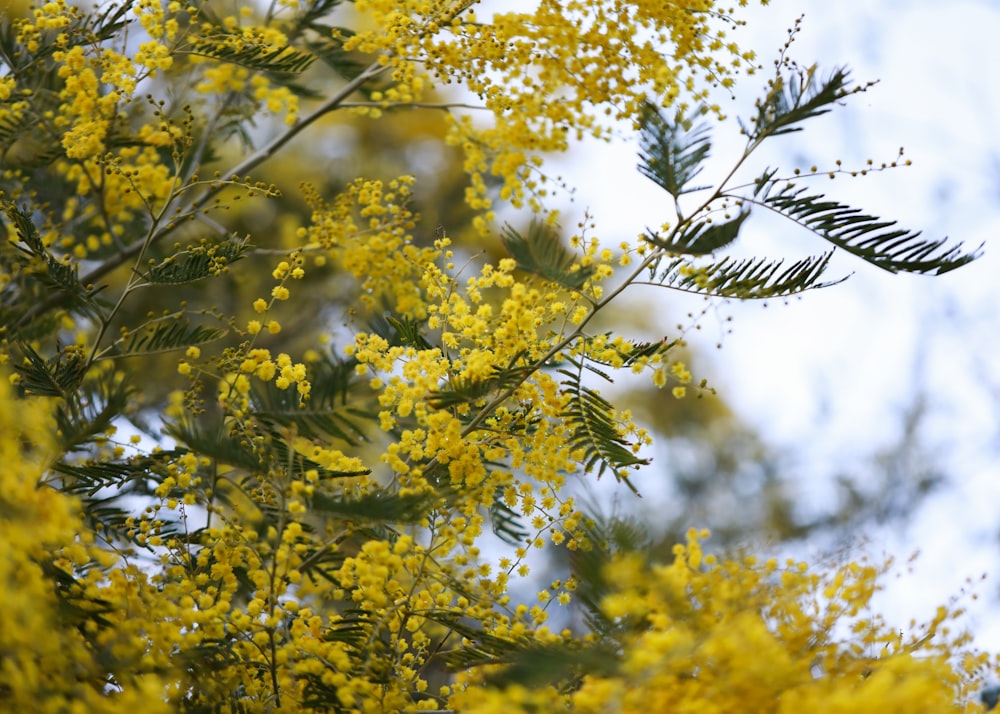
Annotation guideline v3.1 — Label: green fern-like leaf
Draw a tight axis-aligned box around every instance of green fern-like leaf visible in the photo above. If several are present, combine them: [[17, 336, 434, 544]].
[[488, 495, 530, 546], [366, 313, 433, 352], [304, 27, 369, 82], [584, 335, 679, 369], [0, 111, 25, 149], [165, 421, 268, 475], [427, 360, 533, 413], [501, 221, 595, 291], [482, 642, 621, 688], [430, 607, 619, 684], [138, 235, 251, 285], [87, 1, 132, 44], [645, 208, 749, 255], [190, 36, 316, 74], [53, 373, 132, 453], [751, 180, 982, 274], [654, 252, 843, 299], [52, 453, 188, 541], [266, 427, 372, 480], [382, 314, 433, 351], [167, 418, 370, 485], [4, 205, 106, 322], [51, 451, 180, 498], [295, 0, 349, 32], [320, 612, 372, 650], [559, 361, 649, 491], [40, 558, 117, 632], [742, 65, 853, 140], [310, 489, 432, 524], [425, 611, 527, 670], [11, 343, 89, 399], [250, 356, 373, 445], [570, 512, 652, 639], [637, 102, 712, 199], [112, 315, 226, 357]]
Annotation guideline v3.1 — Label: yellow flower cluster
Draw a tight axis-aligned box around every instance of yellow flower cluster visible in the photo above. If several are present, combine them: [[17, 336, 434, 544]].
[[342, 230, 652, 579], [345, 0, 761, 219], [451, 530, 989, 714], [0, 375, 171, 713], [213, 347, 312, 413], [300, 175, 437, 316], [191, 14, 300, 123]]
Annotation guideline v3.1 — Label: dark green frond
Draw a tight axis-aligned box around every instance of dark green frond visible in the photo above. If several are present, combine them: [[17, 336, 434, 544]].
[[383, 314, 434, 351], [51, 451, 180, 498], [488, 495, 530, 546], [53, 373, 132, 453], [168, 416, 370, 483], [304, 27, 369, 82], [0, 110, 26, 149], [645, 208, 749, 255], [137, 235, 251, 285], [482, 641, 621, 689], [165, 421, 268, 475], [585, 336, 679, 369], [4, 205, 106, 323], [753, 181, 982, 274], [367, 313, 433, 351], [501, 221, 596, 291], [743, 66, 853, 140], [111, 315, 227, 357], [570, 513, 652, 638], [559, 362, 649, 491], [656, 253, 842, 299], [12, 343, 89, 399], [637, 102, 712, 199], [430, 607, 618, 685], [52, 453, 186, 539], [40, 558, 117, 631], [297, 542, 348, 586], [251, 361, 372, 446], [425, 611, 527, 671], [321, 612, 373, 650], [266, 428, 371, 479], [295, 0, 349, 31], [87, 1, 131, 44], [189, 37, 316, 74], [310, 489, 432, 524], [427, 360, 532, 414]]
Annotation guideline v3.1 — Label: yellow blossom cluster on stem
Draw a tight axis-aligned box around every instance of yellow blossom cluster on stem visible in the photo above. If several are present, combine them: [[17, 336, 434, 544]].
[[0, 375, 172, 713], [450, 530, 991, 714], [344, 0, 762, 218], [299, 175, 434, 316]]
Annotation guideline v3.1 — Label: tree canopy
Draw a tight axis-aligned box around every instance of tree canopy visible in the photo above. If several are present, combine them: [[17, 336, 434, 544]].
[[0, 0, 992, 711]]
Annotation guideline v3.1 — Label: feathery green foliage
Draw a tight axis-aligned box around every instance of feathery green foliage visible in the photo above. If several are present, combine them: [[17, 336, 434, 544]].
[[501, 221, 596, 291], [559, 358, 650, 493], [189, 37, 316, 74], [634, 60, 980, 297], [638, 103, 712, 199], [751, 174, 981, 274]]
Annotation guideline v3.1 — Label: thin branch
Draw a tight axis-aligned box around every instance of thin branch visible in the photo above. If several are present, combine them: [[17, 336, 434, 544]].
[[337, 101, 488, 111]]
